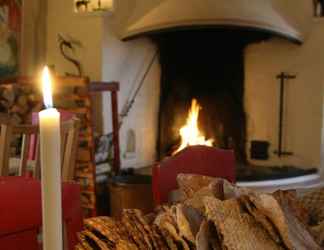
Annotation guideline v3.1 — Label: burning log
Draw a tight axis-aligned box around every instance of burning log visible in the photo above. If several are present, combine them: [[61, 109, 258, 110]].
[[173, 99, 214, 155]]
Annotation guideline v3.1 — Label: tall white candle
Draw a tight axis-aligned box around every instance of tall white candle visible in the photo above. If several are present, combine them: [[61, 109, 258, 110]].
[[39, 66, 63, 250]]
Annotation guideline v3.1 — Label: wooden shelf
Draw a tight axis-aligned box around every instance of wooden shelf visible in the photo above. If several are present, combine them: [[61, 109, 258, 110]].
[[1, 75, 121, 217], [90, 81, 119, 92]]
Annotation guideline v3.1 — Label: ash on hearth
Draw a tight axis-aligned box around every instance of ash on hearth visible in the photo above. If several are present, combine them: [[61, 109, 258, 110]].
[[76, 174, 324, 250]]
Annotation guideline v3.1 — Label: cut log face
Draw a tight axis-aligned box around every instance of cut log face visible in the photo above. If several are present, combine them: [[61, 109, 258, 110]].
[[196, 220, 222, 250], [300, 187, 324, 224], [249, 193, 321, 250], [221, 214, 281, 250], [17, 95, 28, 107], [177, 174, 219, 199], [2, 88, 16, 106], [311, 220, 324, 246], [240, 195, 282, 244]]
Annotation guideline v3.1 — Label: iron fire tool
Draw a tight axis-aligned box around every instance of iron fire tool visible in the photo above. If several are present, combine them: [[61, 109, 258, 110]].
[[274, 72, 296, 157]]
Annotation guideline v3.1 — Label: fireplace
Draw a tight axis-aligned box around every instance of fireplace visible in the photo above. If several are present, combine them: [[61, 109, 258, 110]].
[[152, 29, 269, 163], [117, 1, 320, 180], [119, 0, 304, 164]]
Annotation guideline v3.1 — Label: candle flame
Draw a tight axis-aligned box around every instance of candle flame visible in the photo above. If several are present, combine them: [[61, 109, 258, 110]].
[[173, 99, 214, 155], [42, 66, 53, 109]]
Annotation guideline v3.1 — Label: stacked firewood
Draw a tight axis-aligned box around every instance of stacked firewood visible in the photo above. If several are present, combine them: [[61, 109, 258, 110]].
[[76, 174, 324, 249], [0, 85, 43, 124]]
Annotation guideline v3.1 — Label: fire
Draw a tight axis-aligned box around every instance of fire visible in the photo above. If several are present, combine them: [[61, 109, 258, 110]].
[[173, 99, 214, 154]]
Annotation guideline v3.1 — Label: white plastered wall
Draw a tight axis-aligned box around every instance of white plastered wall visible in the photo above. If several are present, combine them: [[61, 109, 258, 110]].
[[46, 0, 161, 169], [46, 0, 103, 80], [101, 18, 160, 168], [245, 19, 324, 170]]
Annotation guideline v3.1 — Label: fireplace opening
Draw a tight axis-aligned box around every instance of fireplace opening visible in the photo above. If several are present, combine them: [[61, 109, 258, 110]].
[[152, 29, 269, 163]]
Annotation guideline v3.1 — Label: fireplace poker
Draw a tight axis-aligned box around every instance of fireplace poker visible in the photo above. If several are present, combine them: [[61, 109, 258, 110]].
[[119, 51, 158, 129], [274, 72, 295, 157]]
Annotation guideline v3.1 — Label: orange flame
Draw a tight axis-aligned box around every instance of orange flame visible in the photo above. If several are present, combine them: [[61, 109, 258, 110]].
[[173, 99, 214, 155]]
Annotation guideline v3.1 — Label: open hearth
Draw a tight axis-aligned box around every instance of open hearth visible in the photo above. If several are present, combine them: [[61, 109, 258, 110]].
[[152, 29, 269, 163], [116, 1, 321, 178]]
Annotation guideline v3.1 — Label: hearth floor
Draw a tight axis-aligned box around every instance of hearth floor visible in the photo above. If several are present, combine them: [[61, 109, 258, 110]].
[[236, 165, 317, 182], [134, 164, 318, 182]]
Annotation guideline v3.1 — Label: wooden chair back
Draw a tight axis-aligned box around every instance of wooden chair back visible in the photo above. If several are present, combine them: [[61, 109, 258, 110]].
[[152, 145, 236, 204], [0, 119, 13, 176], [0, 117, 80, 181], [0, 117, 36, 176], [61, 117, 81, 181], [13, 124, 39, 177], [33, 117, 80, 181]]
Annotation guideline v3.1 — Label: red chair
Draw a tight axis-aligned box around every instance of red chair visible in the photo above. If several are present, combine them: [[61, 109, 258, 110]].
[[152, 145, 236, 204], [0, 176, 83, 250]]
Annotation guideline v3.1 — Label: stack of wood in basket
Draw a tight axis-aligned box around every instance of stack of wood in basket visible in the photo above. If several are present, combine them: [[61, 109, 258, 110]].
[[76, 174, 324, 250]]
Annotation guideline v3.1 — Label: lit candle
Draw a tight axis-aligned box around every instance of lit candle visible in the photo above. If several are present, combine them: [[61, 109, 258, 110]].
[[39, 66, 63, 250]]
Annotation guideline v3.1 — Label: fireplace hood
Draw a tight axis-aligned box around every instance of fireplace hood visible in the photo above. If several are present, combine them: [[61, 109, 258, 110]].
[[120, 0, 304, 43]]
